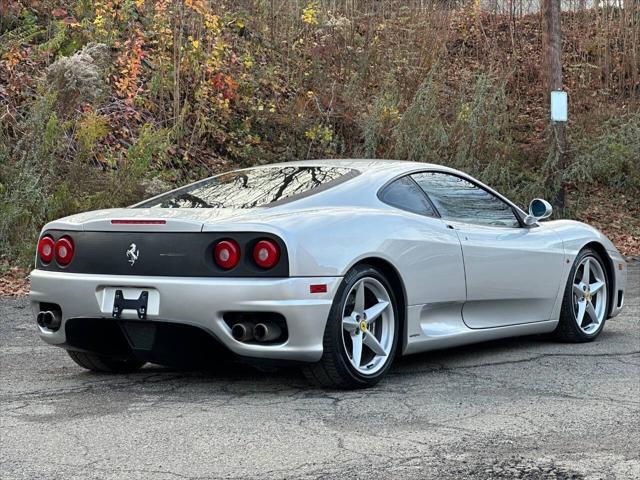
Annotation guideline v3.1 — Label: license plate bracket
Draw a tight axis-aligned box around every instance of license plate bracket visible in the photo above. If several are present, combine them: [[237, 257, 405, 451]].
[[112, 290, 149, 320]]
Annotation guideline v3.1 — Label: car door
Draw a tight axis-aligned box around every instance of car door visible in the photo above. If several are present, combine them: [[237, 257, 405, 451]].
[[412, 171, 565, 328], [377, 175, 466, 307]]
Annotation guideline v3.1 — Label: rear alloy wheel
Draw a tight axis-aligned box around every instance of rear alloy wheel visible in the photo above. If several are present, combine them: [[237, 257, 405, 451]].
[[67, 350, 146, 373], [304, 265, 399, 389], [553, 248, 609, 342]]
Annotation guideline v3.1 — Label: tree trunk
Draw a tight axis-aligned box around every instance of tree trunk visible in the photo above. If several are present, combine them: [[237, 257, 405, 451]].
[[542, 0, 567, 213]]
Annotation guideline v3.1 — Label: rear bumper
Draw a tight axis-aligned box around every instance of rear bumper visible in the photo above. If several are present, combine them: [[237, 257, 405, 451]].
[[29, 270, 342, 362]]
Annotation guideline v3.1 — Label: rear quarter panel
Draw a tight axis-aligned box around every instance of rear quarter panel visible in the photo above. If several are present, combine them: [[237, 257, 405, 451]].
[[253, 207, 466, 306]]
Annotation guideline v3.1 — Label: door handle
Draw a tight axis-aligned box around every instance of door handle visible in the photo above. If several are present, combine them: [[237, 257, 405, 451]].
[[446, 224, 455, 230]]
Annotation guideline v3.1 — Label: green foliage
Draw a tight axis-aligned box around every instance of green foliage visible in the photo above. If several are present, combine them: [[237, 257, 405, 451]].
[[392, 69, 449, 164], [1, 0, 639, 264], [124, 124, 170, 183], [75, 112, 109, 160], [449, 75, 531, 205], [37, 21, 67, 55], [0, 99, 165, 265], [0, 23, 44, 54], [360, 72, 524, 204], [361, 88, 399, 158], [451, 75, 511, 172], [0, 94, 65, 263], [569, 113, 640, 193]]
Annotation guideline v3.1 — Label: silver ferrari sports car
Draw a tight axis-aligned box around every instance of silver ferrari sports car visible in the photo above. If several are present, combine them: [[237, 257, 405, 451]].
[[30, 160, 628, 388]]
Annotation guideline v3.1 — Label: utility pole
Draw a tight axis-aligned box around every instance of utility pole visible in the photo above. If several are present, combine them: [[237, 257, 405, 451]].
[[542, 0, 567, 213]]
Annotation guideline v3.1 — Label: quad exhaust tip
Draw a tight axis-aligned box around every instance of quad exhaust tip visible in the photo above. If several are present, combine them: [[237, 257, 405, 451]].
[[37, 310, 61, 331]]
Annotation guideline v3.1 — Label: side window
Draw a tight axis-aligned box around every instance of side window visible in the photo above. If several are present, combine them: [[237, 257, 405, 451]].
[[379, 176, 437, 217], [412, 172, 520, 228]]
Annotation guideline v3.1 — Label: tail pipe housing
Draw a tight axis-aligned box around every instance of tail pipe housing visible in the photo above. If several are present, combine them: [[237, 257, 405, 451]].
[[253, 322, 282, 342], [37, 310, 62, 331], [231, 321, 255, 342], [223, 312, 288, 344]]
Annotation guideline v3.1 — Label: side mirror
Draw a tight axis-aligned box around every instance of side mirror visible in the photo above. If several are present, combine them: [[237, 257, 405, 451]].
[[524, 198, 553, 226]]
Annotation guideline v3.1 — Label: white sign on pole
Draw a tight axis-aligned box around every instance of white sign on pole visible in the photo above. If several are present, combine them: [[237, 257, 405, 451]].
[[550, 90, 568, 122]]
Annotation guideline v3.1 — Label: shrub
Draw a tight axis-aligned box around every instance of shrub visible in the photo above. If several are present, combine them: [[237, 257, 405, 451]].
[[0, 94, 66, 263], [391, 68, 449, 164], [45, 43, 110, 116], [569, 113, 640, 194]]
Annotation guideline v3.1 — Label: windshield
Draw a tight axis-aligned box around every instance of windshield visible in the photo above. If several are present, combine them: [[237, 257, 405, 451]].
[[137, 166, 357, 209]]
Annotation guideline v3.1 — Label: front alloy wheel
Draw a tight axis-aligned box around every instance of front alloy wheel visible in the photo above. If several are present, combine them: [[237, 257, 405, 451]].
[[572, 255, 608, 335], [304, 265, 399, 389], [553, 248, 609, 342]]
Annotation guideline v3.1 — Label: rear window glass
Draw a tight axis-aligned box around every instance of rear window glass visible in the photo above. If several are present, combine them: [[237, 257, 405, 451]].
[[137, 166, 356, 209]]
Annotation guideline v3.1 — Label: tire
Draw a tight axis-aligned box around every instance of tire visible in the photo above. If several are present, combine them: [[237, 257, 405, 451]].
[[552, 248, 610, 342], [303, 264, 400, 389], [67, 350, 146, 373]]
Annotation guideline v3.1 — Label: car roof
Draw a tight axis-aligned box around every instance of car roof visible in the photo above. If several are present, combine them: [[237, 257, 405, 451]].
[[245, 159, 527, 216], [245, 159, 459, 177], [129, 158, 526, 219]]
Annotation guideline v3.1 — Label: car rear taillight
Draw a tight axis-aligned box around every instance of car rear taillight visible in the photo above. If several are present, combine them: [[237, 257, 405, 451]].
[[54, 236, 75, 266], [214, 239, 240, 270], [253, 239, 280, 269], [37, 236, 55, 264]]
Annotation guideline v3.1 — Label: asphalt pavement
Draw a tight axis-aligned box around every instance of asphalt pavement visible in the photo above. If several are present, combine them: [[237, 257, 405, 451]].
[[1, 262, 638, 479]]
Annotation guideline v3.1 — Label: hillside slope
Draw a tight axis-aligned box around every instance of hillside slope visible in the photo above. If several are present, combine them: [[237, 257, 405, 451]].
[[1, 0, 638, 264]]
